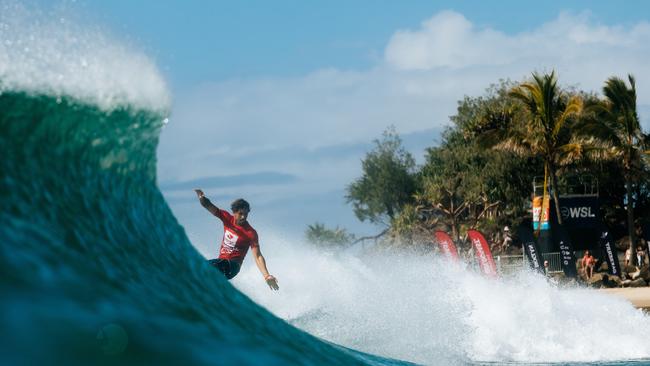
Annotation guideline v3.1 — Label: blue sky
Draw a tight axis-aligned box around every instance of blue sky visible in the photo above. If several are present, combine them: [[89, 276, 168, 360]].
[[34, 0, 650, 256], [46, 0, 650, 87]]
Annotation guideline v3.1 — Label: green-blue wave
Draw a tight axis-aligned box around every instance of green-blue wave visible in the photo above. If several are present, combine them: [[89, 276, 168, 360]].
[[0, 91, 408, 366]]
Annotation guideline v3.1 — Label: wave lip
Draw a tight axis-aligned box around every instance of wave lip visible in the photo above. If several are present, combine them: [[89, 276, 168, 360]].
[[0, 2, 171, 112]]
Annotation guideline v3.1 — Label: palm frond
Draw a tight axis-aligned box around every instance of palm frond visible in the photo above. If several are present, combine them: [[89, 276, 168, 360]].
[[553, 95, 583, 137]]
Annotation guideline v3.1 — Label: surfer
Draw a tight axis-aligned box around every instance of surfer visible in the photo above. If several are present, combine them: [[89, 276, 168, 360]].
[[194, 189, 279, 290]]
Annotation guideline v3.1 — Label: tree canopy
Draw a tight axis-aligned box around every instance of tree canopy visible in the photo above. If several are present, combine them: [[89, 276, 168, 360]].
[[346, 126, 417, 225], [319, 73, 650, 251], [305, 222, 355, 248]]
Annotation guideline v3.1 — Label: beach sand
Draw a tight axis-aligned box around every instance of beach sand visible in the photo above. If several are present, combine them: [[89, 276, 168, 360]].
[[601, 287, 650, 309]]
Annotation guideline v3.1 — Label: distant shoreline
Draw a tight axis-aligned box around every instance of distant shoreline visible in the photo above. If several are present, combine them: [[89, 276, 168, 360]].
[[600, 287, 650, 310]]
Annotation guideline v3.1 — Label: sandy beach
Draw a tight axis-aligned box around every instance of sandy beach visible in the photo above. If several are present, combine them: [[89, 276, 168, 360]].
[[601, 287, 650, 309]]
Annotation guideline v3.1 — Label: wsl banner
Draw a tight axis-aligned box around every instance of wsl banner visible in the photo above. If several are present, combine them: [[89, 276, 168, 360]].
[[434, 231, 459, 262], [467, 230, 497, 277], [516, 225, 544, 274], [558, 196, 600, 228], [553, 226, 578, 278], [598, 228, 621, 276]]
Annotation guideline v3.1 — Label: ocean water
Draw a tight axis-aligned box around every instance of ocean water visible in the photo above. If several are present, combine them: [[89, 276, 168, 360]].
[[3, 4, 650, 366]]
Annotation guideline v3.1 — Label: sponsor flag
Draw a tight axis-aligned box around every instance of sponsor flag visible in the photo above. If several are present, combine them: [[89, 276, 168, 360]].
[[532, 195, 551, 231], [553, 226, 578, 278], [434, 231, 459, 262], [517, 225, 544, 274], [598, 228, 621, 276], [467, 230, 498, 278]]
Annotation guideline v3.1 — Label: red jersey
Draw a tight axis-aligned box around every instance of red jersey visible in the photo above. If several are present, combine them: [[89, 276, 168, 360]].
[[214, 209, 259, 264]]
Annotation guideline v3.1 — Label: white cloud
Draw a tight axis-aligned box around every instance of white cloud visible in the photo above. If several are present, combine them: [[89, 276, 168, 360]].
[[384, 10, 650, 97], [385, 10, 511, 70]]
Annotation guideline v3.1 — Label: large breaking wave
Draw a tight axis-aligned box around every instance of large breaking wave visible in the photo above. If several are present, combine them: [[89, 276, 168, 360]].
[[0, 5, 400, 366], [3, 3, 650, 366]]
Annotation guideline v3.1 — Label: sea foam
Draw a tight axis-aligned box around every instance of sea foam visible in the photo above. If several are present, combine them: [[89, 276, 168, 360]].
[[0, 2, 170, 111], [235, 233, 650, 364]]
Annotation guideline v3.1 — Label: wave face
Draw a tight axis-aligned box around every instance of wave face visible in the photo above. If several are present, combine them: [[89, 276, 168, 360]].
[[0, 5, 401, 364], [3, 4, 650, 366], [0, 91, 406, 366]]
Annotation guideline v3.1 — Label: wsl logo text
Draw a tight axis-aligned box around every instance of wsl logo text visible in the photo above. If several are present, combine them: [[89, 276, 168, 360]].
[[560, 206, 596, 219]]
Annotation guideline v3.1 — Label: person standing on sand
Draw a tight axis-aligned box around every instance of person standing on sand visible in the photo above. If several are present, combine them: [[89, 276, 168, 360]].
[[582, 250, 595, 279], [501, 226, 513, 253], [636, 245, 646, 268], [625, 244, 633, 267], [543, 260, 550, 277], [194, 189, 279, 290]]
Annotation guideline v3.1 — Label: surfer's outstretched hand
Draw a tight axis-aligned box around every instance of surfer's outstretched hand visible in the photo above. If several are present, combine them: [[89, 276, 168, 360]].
[[265, 275, 279, 291], [194, 189, 204, 198]]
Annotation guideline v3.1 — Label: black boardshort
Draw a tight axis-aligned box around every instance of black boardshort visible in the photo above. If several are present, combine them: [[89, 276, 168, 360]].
[[208, 258, 241, 280]]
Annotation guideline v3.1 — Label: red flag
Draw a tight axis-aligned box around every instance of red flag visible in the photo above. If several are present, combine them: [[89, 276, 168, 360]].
[[434, 231, 459, 262], [467, 230, 498, 278]]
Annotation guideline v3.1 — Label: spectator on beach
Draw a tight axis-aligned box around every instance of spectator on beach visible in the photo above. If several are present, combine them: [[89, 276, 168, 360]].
[[625, 244, 633, 267], [581, 250, 595, 279], [636, 245, 646, 268], [501, 226, 512, 252], [544, 260, 550, 277]]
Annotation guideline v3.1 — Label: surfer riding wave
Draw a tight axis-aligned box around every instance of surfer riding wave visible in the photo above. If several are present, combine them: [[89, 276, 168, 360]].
[[195, 189, 279, 290]]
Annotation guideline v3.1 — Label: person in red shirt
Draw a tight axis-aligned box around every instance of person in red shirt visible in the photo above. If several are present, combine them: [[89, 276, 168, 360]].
[[194, 189, 279, 290]]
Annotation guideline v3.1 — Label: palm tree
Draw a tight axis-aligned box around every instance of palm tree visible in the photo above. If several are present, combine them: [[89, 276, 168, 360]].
[[499, 71, 583, 225], [582, 75, 645, 262]]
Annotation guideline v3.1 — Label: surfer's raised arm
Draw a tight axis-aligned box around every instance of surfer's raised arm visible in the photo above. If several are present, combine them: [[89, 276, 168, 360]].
[[194, 189, 221, 217]]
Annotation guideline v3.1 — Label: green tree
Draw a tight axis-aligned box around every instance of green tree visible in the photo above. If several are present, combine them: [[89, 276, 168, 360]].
[[305, 222, 355, 248], [384, 81, 539, 243], [417, 127, 536, 241], [418, 133, 478, 241], [453, 80, 520, 141], [452, 80, 541, 225], [500, 71, 583, 225], [346, 127, 417, 226], [582, 75, 647, 259]]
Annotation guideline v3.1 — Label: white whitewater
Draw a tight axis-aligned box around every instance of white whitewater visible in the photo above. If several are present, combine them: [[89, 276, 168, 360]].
[[236, 233, 650, 365], [0, 1, 170, 111]]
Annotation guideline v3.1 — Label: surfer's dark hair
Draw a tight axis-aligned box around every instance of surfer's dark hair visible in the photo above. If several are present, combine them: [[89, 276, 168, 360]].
[[231, 198, 250, 213]]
